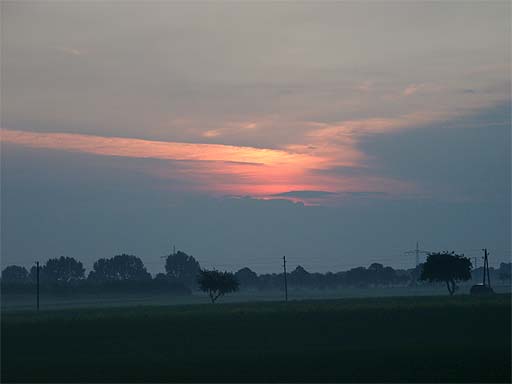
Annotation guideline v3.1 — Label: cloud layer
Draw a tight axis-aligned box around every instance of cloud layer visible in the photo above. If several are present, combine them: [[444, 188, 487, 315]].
[[1, 2, 510, 268]]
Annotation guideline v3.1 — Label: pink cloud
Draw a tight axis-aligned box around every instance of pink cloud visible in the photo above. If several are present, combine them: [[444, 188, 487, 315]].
[[0, 127, 420, 204], [0, 129, 324, 167], [1, 129, 338, 199]]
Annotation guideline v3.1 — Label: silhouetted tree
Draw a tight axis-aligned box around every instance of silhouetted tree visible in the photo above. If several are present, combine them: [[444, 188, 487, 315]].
[[420, 252, 471, 295], [235, 267, 258, 289], [149, 273, 192, 295], [257, 273, 282, 291], [154, 273, 169, 282], [498, 262, 511, 281], [394, 269, 411, 285], [345, 267, 368, 287], [368, 262, 384, 271], [41, 256, 85, 283], [165, 251, 201, 288], [289, 265, 311, 287], [367, 263, 399, 285], [88, 254, 151, 282], [1, 265, 29, 283], [197, 269, 239, 303], [408, 263, 424, 286], [367, 263, 384, 284], [28, 265, 39, 283]]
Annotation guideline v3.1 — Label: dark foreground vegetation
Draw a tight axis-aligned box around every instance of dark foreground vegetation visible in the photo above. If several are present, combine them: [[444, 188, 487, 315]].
[[2, 294, 510, 383]]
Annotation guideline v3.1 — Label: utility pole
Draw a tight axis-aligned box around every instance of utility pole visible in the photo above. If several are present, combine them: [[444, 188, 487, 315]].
[[473, 257, 478, 269], [283, 256, 288, 302], [415, 242, 419, 267], [487, 254, 491, 289], [482, 249, 486, 286], [36, 261, 40, 311], [482, 248, 491, 289]]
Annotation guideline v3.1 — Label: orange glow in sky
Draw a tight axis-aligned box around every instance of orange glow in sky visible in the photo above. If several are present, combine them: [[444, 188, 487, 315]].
[[1, 129, 335, 198], [0, 128, 418, 203]]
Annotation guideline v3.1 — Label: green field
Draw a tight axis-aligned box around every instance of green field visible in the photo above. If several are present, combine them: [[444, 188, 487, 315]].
[[2, 294, 510, 382], [3, 284, 510, 312]]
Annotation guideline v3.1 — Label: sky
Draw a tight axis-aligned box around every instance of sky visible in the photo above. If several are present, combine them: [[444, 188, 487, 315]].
[[1, 1, 510, 274]]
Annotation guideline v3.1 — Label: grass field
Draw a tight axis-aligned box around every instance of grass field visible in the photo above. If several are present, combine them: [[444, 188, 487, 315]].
[[3, 284, 511, 312], [2, 294, 511, 382]]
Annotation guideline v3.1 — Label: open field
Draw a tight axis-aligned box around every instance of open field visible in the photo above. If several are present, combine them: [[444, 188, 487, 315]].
[[3, 284, 511, 312], [2, 294, 510, 382]]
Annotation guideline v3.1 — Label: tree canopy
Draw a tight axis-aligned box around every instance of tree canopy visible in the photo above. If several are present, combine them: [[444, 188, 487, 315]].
[[41, 256, 85, 283], [165, 251, 201, 287], [235, 267, 258, 288], [420, 252, 471, 295], [88, 254, 151, 282], [197, 269, 239, 303], [498, 262, 511, 281], [1, 265, 29, 283]]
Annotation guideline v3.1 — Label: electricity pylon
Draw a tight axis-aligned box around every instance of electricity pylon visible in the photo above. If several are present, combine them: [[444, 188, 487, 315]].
[[405, 241, 430, 267]]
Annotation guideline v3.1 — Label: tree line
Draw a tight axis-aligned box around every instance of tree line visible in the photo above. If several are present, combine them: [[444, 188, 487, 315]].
[[2, 250, 511, 298]]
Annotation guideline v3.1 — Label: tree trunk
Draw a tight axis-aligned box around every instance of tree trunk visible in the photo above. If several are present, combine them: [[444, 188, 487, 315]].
[[446, 280, 455, 295], [209, 291, 221, 303]]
